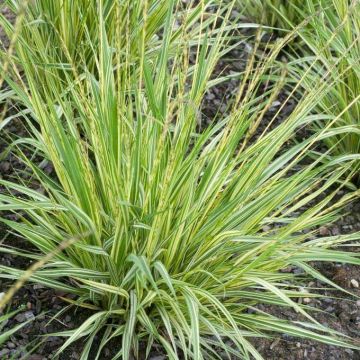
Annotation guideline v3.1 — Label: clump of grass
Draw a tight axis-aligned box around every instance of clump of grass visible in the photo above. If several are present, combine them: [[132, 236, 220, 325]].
[[238, 0, 360, 182], [287, 0, 360, 183], [0, 0, 359, 358], [239, 0, 306, 29]]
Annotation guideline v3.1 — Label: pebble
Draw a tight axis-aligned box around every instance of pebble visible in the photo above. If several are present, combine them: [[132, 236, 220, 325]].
[[331, 226, 340, 235], [36, 299, 42, 314], [15, 312, 27, 323], [20, 332, 29, 340], [37, 313, 45, 321], [7, 342, 15, 349], [33, 284, 46, 290], [293, 267, 304, 274], [303, 297, 311, 304], [270, 100, 281, 109], [206, 92, 215, 100], [39, 159, 49, 169], [0, 349, 10, 357], [319, 226, 329, 236], [25, 310, 35, 320], [323, 297, 333, 304], [36, 187, 45, 195], [324, 306, 334, 313], [28, 355, 44, 360], [0, 161, 10, 172], [356, 300, 360, 307], [270, 338, 280, 349], [350, 279, 359, 288], [15, 311, 34, 322]]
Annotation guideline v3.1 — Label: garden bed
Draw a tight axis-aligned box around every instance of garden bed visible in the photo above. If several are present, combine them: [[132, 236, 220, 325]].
[[1, 63, 359, 360], [0, 1, 359, 359]]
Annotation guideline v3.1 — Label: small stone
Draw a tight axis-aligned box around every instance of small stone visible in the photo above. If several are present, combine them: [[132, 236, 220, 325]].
[[0, 161, 11, 172], [319, 226, 329, 236], [0, 349, 10, 357], [20, 332, 29, 340], [296, 342, 301, 348], [324, 306, 334, 313], [270, 100, 281, 109], [270, 338, 280, 349], [350, 279, 359, 288], [206, 92, 215, 100], [24, 311, 35, 320], [331, 226, 340, 235], [7, 342, 15, 349], [33, 284, 45, 290], [323, 297, 333, 304], [356, 300, 360, 307], [36, 300, 42, 314], [39, 160, 49, 169], [303, 297, 311, 304], [281, 266, 293, 273], [293, 267, 304, 274], [15, 312, 26, 322], [36, 187, 45, 195], [37, 313, 45, 321], [28, 355, 44, 360]]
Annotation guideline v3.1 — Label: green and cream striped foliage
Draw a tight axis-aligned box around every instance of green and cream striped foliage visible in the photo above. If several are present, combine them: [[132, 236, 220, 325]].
[[0, 0, 359, 358]]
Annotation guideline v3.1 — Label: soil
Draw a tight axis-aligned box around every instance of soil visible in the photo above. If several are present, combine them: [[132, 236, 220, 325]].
[[0, 3, 359, 360]]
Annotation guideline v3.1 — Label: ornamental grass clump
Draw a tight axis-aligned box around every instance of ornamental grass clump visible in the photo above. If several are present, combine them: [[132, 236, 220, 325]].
[[238, 0, 360, 182], [287, 0, 360, 183], [238, 0, 305, 29], [0, 0, 360, 358]]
